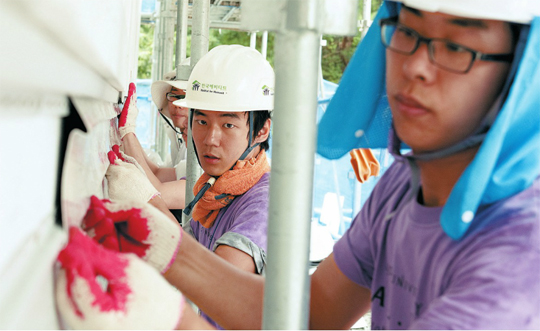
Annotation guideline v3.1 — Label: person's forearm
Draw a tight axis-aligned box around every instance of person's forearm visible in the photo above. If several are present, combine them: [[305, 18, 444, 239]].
[[123, 133, 186, 209], [149, 195, 178, 223], [176, 301, 215, 330], [122, 133, 159, 179], [165, 232, 265, 330], [121, 133, 153, 173]]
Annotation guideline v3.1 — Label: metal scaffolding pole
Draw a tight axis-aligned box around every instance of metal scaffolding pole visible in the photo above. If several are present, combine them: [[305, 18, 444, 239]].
[[184, 0, 209, 212], [361, 0, 372, 39], [250, 31, 257, 48], [153, 0, 176, 161], [264, 28, 320, 329], [175, 0, 189, 67], [175, 0, 191, 226], [261, 31, 268, 59], [241, 0, 357, 328]]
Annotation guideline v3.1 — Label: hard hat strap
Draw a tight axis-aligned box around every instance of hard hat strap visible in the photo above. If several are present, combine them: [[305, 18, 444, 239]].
[[183, 177, 216, 216], [238, 112, 259, 161], [188, 109, 203, 169], [158, 109, 181, 135]]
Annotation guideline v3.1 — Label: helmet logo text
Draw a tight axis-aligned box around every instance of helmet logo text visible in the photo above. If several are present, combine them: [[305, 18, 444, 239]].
[[262, 85, 274, 96], [192, 80, 227, 95]]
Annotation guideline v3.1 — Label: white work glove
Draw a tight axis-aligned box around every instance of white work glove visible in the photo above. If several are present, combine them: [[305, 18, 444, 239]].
[[118, 82, 139, 139], [55, 227, 185, 329], [82, 195, 182, 274], [106, 145, 160, 204]]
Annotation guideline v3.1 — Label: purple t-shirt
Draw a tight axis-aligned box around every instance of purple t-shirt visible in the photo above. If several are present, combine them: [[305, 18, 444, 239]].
[[334, 160, 540, 329], [185, 172, 270, 329]]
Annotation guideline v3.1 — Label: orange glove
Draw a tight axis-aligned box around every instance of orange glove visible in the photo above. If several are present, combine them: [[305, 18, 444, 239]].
[[349, 148, 380, 183]]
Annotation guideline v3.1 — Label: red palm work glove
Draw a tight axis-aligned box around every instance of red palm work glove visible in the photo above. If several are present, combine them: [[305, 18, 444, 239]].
[[82, 195, 181, 274], [118, 82, 138, 139], [55, 227, 184, 329]]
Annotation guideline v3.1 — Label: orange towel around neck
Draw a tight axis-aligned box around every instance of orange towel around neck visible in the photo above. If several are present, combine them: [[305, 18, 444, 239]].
[[192, 149, 270, 228]]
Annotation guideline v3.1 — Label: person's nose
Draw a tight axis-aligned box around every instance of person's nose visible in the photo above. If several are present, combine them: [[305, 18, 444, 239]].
[[179, 108, 189, 127], [179, 116, 188, 129], [204, 125, 221, 147], [402, 42, 437, 84]]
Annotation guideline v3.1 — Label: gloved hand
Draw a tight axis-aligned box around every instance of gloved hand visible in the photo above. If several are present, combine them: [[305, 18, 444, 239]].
[[82, 195, 182, 274], [118, 82, 138, 139], [55, 227, 184, 330], [111, 144, 145, 174], [349, 148, 380, 183], [106, 145, 160, 203]]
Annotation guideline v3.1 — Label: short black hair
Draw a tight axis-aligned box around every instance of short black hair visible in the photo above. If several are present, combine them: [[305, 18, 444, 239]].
[[509, 22, 524, 49], [250, 110, 272, 151]]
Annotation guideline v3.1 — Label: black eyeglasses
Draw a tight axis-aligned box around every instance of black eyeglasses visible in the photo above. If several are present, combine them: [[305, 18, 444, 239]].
[[166, 92, 186, 102], [379, 17, 514, 74]]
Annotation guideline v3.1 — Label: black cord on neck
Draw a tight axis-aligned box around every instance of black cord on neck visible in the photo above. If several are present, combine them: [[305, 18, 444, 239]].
[[184, 177, 216, 216], [158, 110, 181, 135]]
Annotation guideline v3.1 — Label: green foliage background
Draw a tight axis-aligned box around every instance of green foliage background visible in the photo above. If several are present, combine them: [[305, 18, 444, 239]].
[[138, 0, 382, 83]]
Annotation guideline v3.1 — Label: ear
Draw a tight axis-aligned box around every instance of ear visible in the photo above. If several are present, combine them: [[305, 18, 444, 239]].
[[254, 118, 271, 144]]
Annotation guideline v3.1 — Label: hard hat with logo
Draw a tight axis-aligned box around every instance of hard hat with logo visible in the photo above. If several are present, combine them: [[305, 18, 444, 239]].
[[317, 0, 540, 240], [151, 57, 190, 111], [389, 0, 540, 24], [174, 45, 274, 112]]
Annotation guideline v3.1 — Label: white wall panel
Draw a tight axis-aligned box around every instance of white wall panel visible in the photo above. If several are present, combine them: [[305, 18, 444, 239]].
[[62, 98, 119, 229], [0, 0, 141, 328], [0, 95, 67, 271]]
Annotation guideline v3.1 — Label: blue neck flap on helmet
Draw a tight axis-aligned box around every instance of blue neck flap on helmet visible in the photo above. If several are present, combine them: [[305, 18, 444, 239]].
[[316, 1, 540, 240]]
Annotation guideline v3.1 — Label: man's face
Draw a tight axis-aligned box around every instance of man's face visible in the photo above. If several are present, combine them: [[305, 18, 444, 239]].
[[386, 7, 513, 153], [166, 87, 189, 142], [192, 110, 254, 176]]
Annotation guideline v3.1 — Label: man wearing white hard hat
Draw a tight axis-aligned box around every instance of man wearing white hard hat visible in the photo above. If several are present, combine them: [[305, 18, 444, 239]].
[[150, 69, 190, 168], [174, 44, 273, 329], [56, 0, 540, 329]]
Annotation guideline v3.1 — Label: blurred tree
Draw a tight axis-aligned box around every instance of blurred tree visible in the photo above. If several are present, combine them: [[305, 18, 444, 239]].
[[137, 0, 382, 82], [138, 24, 155, 79], [321, 0, 382, 83], [208, 29, 276, 67]]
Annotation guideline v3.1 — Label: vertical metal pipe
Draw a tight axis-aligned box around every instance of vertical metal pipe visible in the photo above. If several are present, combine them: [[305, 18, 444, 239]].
[[261, 31, 268, 59], [151, 2, 163, 152], [318, 36, 326, 99], [175, 0, 189, 225], [175, 0, 189, 69], [262, 28, 320, 331], [185, 0, 209, 210], [190, 0, 209, 64], [250, 31, 257, 48], [361, 0, 372, 39], [154, 0, 176, 160]]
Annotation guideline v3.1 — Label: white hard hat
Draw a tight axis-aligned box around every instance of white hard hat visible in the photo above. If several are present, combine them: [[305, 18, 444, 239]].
[[174, 45, 274, 112], [389, 0, 540, 24], [151, 58, 190, 111]]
